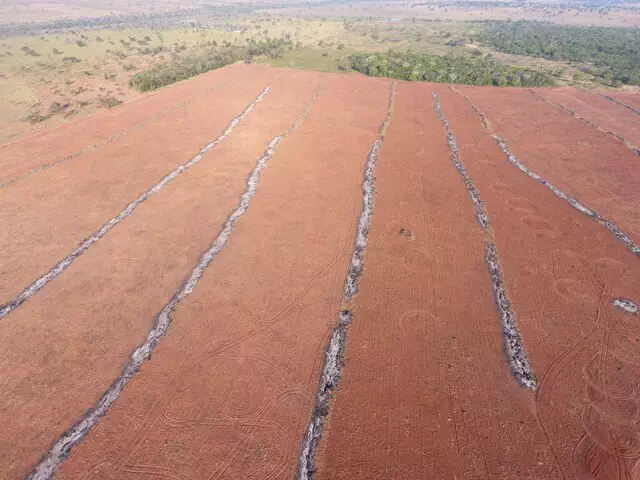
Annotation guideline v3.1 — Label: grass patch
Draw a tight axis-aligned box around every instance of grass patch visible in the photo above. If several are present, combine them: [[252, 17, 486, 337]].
[[257, 47, 344, 72]]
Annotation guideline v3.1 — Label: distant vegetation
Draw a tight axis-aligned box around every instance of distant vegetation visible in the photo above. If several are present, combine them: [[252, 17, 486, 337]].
[[130, 38, 290, 92], [0, 5, 254, 37], [349, 50, 556, 87], [476, 21, 640, 86]]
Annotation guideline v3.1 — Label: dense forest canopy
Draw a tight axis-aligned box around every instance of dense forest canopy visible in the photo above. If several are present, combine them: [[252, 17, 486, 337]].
[[475, 20, 640, 85], [129, 38, 290, 92], [349, 50, 556, 86]]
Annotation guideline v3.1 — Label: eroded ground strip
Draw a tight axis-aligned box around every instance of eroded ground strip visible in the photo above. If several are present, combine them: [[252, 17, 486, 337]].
[[433, 91, 537, 390], [453, 88, 640, 258], [297, 79, 396, 480], [0, 86, 270, 321], [27, 82, 325, 480]]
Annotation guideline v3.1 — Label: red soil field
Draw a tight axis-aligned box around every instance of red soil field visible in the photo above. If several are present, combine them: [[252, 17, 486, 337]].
[[437, 86, 640, 479], [54, 73, 391, 480], [0, 64, 267, 186], [0, 68, 324, 478], [606, 92, 640, 113], [318, 81, 560, 479], [539, 88, 640, 148], [459, 86, 640, 244], [1, 64, 639, 480], [0, 67, 274, 304]]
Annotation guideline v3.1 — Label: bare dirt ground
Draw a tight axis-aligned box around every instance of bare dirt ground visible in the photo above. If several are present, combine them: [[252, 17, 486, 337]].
[[317, 81, 560, 479], [538, 88, 640, 150], [439, 85, 640, 479], [1, 64, 639, 480], [53, 72, 391, 480], [459, 86, 640, 244], [0, 64, 273, 305], [607, 92, 640, 113]]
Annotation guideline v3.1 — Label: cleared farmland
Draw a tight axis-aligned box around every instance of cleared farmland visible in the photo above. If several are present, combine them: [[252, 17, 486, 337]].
[[1, 63, 639, 480]]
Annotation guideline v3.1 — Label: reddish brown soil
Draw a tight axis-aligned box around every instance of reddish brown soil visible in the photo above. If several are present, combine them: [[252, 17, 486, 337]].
[[2, 66, 640, 480], [541, 88, 640, 147], [0, 67, 308, 478], [460, 86, 640, 244], [53, 73, 391, 480], [0, 64, 268, 185], [606, 92, 640, 112], [318, 82, 560, 479], [437, 85, 640, 479], [0, 67, 274, 304]]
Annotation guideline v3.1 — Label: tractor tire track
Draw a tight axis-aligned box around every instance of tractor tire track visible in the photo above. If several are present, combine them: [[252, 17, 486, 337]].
[[433, 91, 537, 390], [26, 81, 326, 480], [0, 82, 230, 190], [451, 88, 640, 258], [297, 79, 396, 480], [0, 86, 270, 322]]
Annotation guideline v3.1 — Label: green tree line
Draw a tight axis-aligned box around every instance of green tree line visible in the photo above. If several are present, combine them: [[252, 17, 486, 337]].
[[348, 50, 555, 87], [129, 38, 290, 92]]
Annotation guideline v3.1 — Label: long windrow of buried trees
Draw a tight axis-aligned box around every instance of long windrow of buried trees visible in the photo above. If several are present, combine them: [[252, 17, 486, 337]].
[[129, 37, 290, 92]]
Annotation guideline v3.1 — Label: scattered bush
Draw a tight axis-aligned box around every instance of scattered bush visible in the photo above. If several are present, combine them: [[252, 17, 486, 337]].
[[20, 45, 40, 56], [98, 95, 123, 108], [49, 102, 64, 114], [26, 112, 50, 124]]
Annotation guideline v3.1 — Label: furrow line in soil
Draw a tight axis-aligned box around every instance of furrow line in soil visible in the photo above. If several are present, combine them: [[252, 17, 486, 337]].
[[433, 91, 537, 390], [531, 90, 640, 156], [0, 86, 270, 322], [297, 79, 396, 480], [26, 82, 325, 480], [453, 88, 640, 258], [0, 82, 229, 190]]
